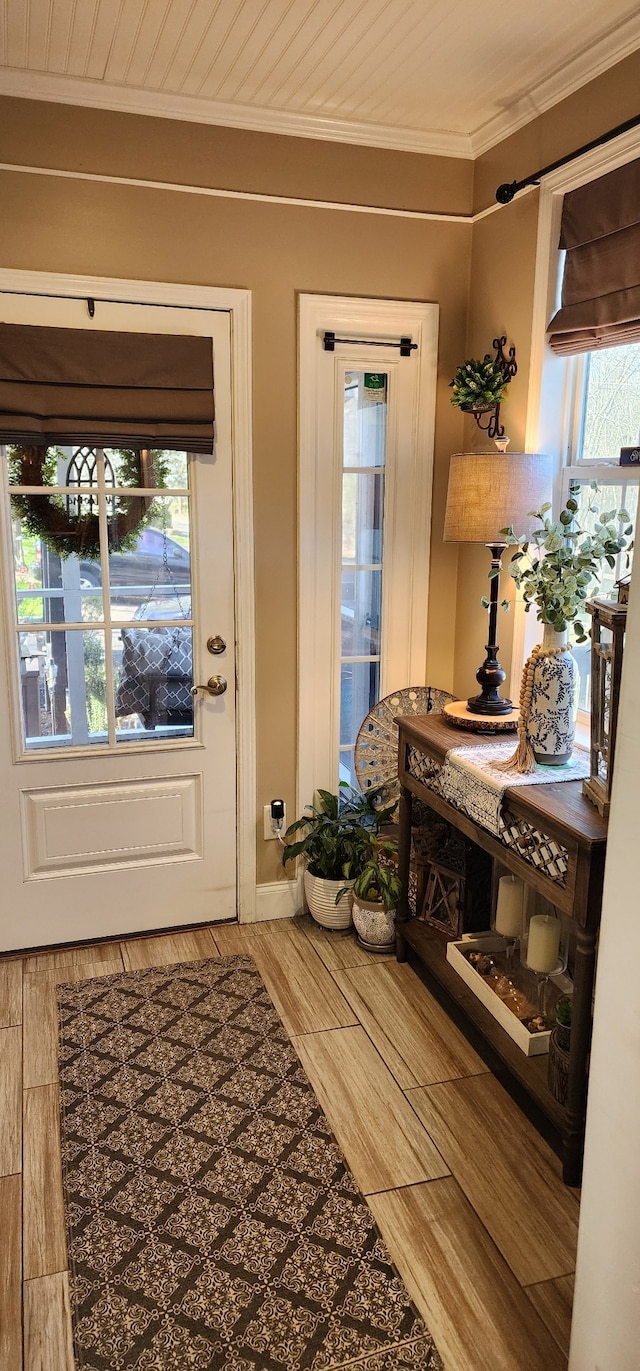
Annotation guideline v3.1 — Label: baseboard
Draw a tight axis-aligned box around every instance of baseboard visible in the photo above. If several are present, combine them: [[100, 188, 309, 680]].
[[243, 878, 303, 924]]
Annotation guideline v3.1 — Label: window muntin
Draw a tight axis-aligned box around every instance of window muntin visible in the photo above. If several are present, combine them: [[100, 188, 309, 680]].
[[5, 444, 194, 752]]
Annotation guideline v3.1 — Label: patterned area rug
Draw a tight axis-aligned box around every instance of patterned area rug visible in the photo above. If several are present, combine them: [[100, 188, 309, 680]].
[[57, 955, 443, 1370]]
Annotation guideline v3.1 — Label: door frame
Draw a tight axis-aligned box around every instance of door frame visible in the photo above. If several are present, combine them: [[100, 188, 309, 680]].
[[0, 267, 256, 921], [298, 293, 438, 808]]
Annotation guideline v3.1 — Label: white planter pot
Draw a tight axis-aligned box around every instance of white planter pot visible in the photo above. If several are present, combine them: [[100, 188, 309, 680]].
[[528, 627, 579, 766], [351, 895, 396, 952], [304, 870, 353, 929]]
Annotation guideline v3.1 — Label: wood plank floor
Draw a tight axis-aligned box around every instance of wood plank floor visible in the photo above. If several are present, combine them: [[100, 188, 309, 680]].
[[0, 913, 577, 1370]]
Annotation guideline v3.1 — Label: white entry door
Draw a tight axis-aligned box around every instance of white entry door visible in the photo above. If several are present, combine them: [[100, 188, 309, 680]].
[[0, 293, 238, 951]]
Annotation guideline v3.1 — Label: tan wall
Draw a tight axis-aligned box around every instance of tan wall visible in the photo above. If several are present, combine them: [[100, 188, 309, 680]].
[[0, 98, 471, 884], [453, 49, 640, 704]]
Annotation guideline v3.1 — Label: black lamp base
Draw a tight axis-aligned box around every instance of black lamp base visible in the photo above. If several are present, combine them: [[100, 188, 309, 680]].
[[466, 543, 513, 716], [467, 689, 514, 716]]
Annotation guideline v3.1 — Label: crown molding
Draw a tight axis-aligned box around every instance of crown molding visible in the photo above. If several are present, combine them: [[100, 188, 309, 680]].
[[471, 13, 640, 156], [0, 67, 472, 160]]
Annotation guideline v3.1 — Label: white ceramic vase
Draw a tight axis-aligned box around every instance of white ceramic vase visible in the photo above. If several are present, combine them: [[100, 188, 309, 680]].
[[351, 894, 396, 952], [304, 870, 353, 929], [528, 625, 579, 766]]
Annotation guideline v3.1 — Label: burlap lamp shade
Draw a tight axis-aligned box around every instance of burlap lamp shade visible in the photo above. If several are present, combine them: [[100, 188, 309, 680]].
[[444, 452, 553, 544]]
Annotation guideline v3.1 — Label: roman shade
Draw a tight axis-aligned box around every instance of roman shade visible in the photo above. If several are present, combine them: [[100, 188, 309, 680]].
[[0, 323, 214, 450], [547, 157, 640, 355]]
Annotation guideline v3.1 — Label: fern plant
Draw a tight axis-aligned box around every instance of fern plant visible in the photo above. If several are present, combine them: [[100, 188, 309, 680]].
[[449, 355, 509, 410]]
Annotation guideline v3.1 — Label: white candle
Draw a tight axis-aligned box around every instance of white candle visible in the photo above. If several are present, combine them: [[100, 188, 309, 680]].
[[494, 875, 524, 938], [526, 914, 561, 973]]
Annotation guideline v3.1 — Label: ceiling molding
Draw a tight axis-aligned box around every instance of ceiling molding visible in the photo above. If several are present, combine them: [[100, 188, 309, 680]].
[[470, 13, 640, 156], [0, 68, 473, 160]]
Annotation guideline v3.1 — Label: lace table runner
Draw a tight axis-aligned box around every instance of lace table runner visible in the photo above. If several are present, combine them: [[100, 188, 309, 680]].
[[438, 740, 590, 836]]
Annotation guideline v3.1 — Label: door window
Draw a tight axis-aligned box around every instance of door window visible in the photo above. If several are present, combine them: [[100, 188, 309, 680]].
[[340, 372, 387, 784], [6, 444, 194, 751]]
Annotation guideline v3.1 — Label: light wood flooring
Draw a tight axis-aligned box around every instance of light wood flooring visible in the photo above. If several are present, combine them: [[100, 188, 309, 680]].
[[0, 914, 579, 1371]]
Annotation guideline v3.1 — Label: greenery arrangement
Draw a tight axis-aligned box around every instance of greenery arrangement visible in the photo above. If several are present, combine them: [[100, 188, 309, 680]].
[[342, 832, 402, 910], [281, 784, 395, 884], [9, 445, 169, 561], [556, 997, 572, 1028], [449, 355, 509, 411], [502, 480, 633, 643]]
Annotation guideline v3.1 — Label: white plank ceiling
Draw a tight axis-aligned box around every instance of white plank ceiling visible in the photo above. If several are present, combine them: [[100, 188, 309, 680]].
[[0, 0, 639, 156]]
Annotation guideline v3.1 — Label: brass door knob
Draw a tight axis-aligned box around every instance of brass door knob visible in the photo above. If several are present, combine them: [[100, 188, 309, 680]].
[[191, 676, 228, 698]]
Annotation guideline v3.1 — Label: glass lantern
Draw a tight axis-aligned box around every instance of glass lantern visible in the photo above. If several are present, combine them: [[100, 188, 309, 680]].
[[520, 893, 570, 1021], [491, 872, 525, 972]]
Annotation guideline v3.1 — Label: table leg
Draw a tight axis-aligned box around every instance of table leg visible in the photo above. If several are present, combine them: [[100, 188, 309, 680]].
[[396, 784, 413, 963], [563, 923, 597, 1186]]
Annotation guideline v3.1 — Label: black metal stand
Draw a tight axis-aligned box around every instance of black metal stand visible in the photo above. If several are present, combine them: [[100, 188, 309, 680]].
[[467, 543, 513, 716]]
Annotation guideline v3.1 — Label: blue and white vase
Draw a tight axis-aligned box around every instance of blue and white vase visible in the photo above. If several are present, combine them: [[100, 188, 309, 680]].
[[527, 626, 579, 766]]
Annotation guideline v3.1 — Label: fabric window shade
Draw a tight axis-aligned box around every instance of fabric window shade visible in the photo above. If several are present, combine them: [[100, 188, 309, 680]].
[[0, 323, 214, 450], [547, 157, 640, 356]]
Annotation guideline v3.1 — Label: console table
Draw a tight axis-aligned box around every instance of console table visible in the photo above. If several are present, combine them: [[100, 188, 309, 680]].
[[396, 712, 607, 1186]]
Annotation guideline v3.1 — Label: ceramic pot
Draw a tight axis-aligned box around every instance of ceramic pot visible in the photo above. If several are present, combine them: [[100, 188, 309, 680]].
[[304, 870, 353, 929], [528, 626, 579, 766], [351, 895, 396, 952]]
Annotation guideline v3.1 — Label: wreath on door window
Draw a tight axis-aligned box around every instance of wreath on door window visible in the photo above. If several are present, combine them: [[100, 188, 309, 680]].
[[8, 445, 168, 560]]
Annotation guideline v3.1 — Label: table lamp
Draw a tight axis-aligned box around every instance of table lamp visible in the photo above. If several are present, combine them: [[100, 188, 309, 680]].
[[444, 446, 552, 716]]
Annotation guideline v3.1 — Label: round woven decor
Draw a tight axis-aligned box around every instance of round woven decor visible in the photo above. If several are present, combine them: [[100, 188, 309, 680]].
[[354, 685, 456, 809]]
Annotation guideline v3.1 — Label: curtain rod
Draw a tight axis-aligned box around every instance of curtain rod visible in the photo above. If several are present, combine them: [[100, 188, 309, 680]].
[[495, 111, 640, 204]]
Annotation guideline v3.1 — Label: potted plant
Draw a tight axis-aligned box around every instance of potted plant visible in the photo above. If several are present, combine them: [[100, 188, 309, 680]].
[[342, 832, 403, 952], [555, 995, 572, 1051], [449, 355, 509, 413], [498, 481, 633, 771], [282, 785, 395, 929]]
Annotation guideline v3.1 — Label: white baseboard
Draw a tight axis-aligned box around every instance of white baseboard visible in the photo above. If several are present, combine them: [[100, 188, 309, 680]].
[[242, 878, 303, 924]]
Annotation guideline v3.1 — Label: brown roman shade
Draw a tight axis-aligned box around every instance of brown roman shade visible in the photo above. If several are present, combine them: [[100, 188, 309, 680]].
[[0, 323, 214, 450], [547, 157, 640, 356]]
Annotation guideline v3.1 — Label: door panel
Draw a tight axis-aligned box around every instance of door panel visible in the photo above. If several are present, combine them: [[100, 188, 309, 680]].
[[0, 295, 237, 950]]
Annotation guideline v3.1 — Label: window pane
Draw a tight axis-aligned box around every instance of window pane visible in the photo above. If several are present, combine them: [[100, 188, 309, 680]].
[[342, 472, 384, 563], [339, 749, 358, 788], [108, 496, 191, 621], [341, 660, 380, 748], [343, 372, 387, 468], [7, 444, 62, 486], [11, 504, 104, 622], [341, 569, 382, 655], [581, 345, 640, 460], [19, 628, 106, 748], [114, 625, 194, 742], [106, 448, 187, 488]]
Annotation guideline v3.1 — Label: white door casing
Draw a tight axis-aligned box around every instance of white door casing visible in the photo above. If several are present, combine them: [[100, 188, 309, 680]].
[[0, 271, 255, 950], [298, 294, 438, 808]]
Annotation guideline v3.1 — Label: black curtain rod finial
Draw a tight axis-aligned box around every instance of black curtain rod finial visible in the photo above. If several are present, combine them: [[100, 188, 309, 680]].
[[494, 110, 640, 206]]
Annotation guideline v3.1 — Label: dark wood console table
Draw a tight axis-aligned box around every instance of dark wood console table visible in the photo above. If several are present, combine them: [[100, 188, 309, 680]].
[[396, 712, 607, 1186]]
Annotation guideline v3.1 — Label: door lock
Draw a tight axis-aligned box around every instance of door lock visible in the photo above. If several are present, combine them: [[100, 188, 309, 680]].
[[207, 635, 226, 655], [191, 676, 227, 697]]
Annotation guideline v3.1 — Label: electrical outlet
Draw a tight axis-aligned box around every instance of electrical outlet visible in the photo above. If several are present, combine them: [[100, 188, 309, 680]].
[[263, 802, 286, 840]]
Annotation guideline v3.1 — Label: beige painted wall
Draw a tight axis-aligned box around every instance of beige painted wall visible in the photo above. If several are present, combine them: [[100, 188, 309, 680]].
[[452, 48, 640, 704], [0, 98, 471, 884]]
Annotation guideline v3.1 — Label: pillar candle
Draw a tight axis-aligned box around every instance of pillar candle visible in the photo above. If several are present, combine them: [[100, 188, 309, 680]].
[[526, 914, 561, 973], [494, 875, 524, 937]]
